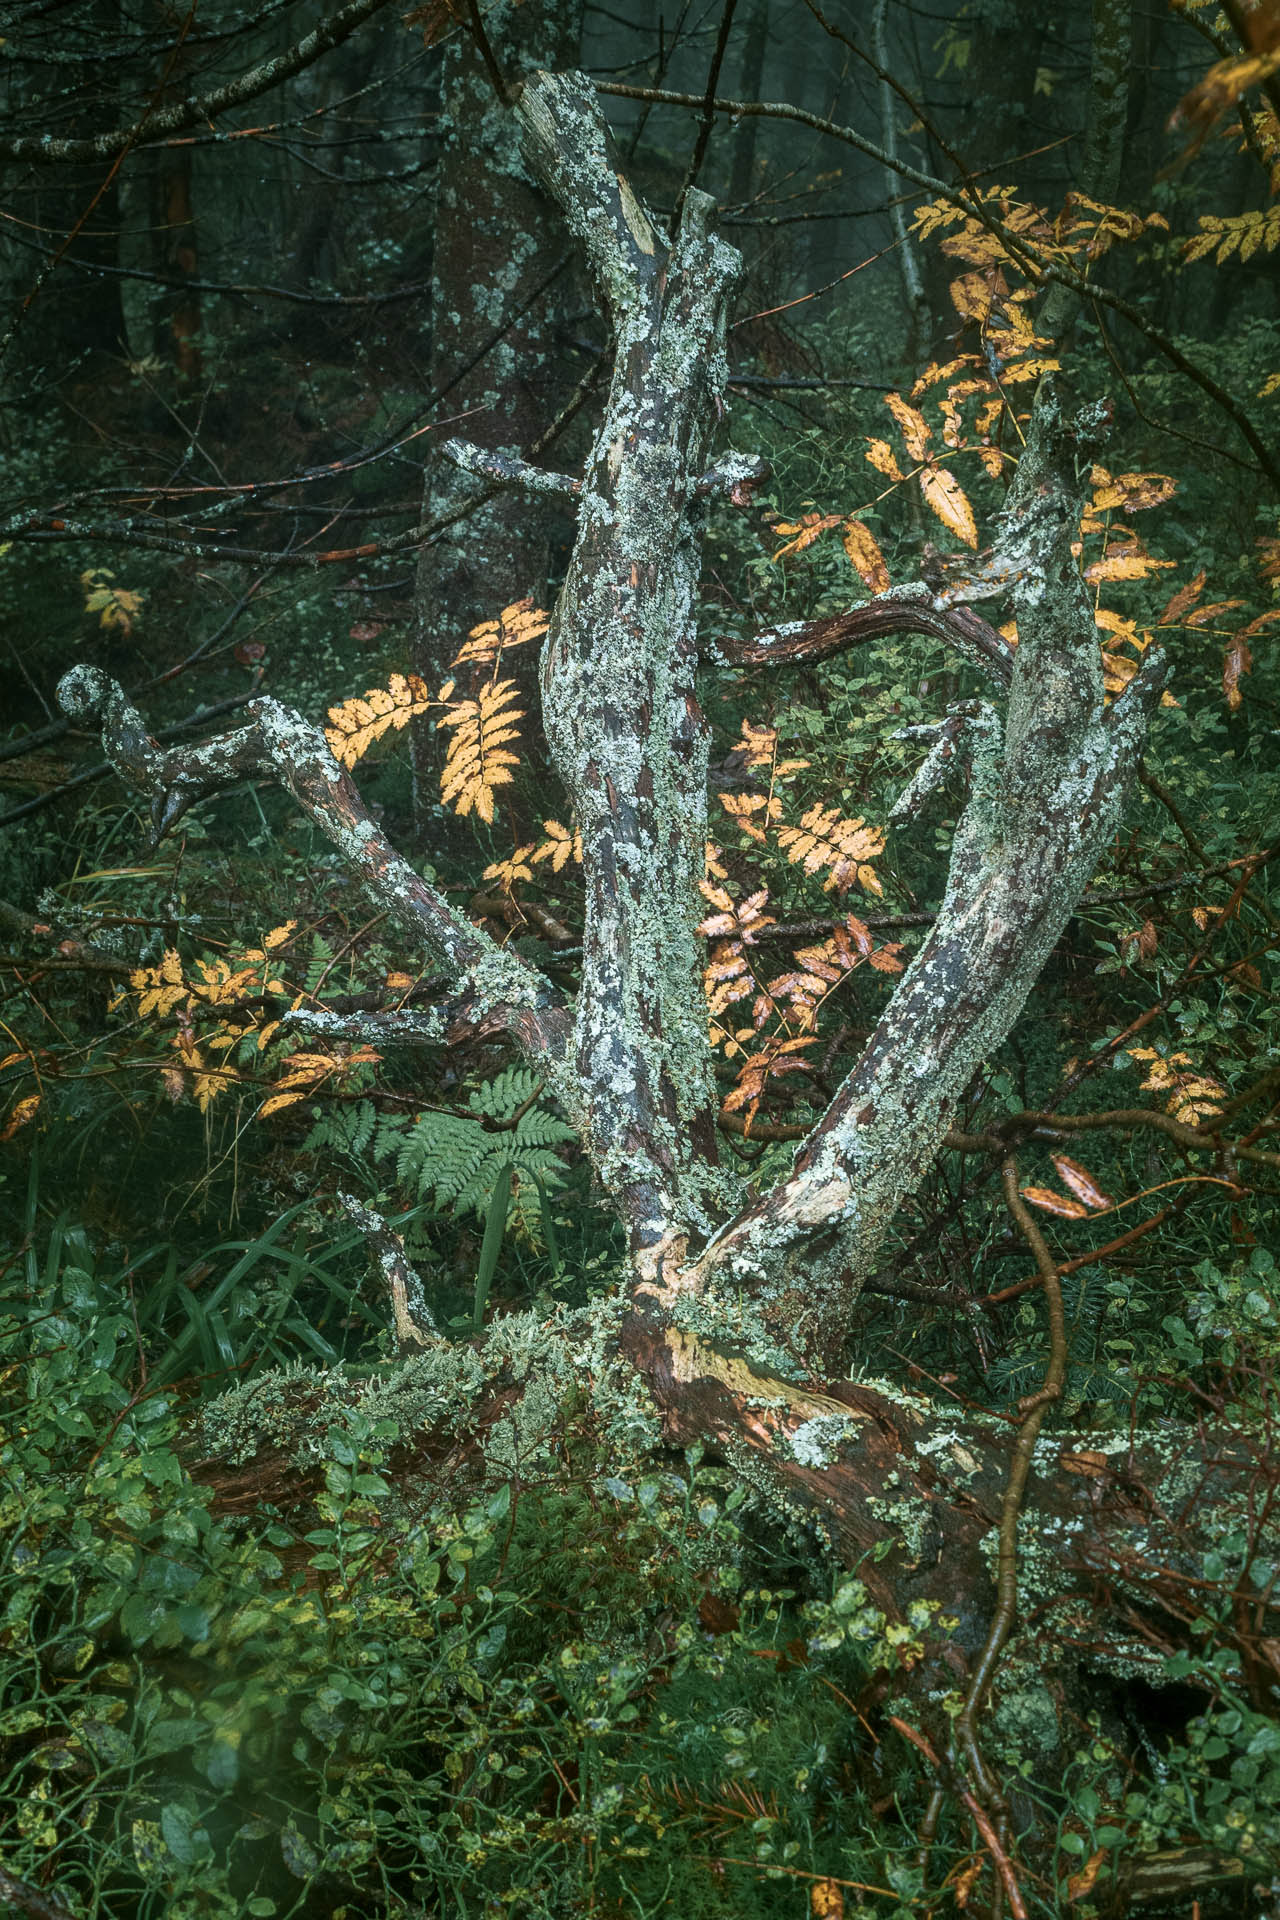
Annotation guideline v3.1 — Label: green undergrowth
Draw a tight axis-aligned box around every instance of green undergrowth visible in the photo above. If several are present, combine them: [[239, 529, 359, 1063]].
[[3, 1217, 1279, 1918]]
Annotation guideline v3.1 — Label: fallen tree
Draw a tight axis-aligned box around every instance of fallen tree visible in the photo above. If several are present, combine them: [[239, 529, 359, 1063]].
[[58, 65, 1279, 1910]]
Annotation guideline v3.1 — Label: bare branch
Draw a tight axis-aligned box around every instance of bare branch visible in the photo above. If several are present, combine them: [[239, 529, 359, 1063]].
[[337, 1194, 440, 1348], [0, 0, 396, 165], [441, 437, 581, 497], [54, 667, 572, 1074], [713, 584, 1014, 684]]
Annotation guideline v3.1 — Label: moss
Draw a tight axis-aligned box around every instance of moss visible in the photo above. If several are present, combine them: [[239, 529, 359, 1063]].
[[200, 1297, 663, 1480]]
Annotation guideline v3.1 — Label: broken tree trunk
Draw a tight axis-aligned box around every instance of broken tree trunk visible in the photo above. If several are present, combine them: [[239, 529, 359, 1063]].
[[55, 61, 1278, 1841]]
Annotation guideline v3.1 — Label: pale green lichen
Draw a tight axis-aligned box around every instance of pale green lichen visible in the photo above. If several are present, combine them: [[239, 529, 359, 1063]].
[[200, 1297, 662, 1482], [788, 1413, 857, 1470]]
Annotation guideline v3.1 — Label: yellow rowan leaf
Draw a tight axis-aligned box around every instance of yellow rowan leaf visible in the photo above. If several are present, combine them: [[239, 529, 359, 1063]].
[[865, 438, 905, 482], [1095, 608, 1142, 645], [0, 1093, 40, 1142], [842, 518, 891, 594], [452, 598, 551, 667], [948, 271, 991, 324], [718, 792, 771, 843], [1091, 470, 1177, 513], [439, 678, 524, 822], [1101, 649, 1139, 691], [1084, 549, 1175, 583], [777, 806, 887, 896], [910, 356, 970, 399], [996, 354, 1060, 383], [325, 671, 433, 769], [263, 921, 297, 950], [530, 819, 583, 872], [192, 1066, 234, 1112], [483, 847, 536, 889], [81, 568, 144, 637], [919, 464, 978, 548], [886, 393, 931, 461], [811, 1876, 844, 1919], [259, 1089, 308, 1119]]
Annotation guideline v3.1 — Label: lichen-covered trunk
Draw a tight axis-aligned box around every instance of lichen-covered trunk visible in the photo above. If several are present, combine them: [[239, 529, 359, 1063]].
[[516, 74, 740, 1246], [693, 392, 1166, 1361]]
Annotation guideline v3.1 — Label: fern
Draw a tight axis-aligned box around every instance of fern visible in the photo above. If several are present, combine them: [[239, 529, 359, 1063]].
[[311, 1069, 577, 1241], [303, 1099, 377, 1165], [304, 934, 335, 997]]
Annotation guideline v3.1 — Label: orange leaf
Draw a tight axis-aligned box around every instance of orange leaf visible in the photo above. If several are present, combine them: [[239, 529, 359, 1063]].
[[0, 1093, 40, 1142], [1237, 607, 1280, 639], [1090, 470, 1176, 513], [1224, 636, 1253, 709], [811, 1880, 844, 1919], [1021, 1186, 1088, 1219], [1066, 1846, 1108, 1902], [841, 518, 891, 593], [1185, 599, 1248, 627], [1051, 1155, 1114, 1211], [1157, 570, 1206, 625], [919, 464, 978, 548], [886, 393, 931, 461]]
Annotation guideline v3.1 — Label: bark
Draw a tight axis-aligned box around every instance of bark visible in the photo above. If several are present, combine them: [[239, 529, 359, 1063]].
[[512, 71, 740, 1247]]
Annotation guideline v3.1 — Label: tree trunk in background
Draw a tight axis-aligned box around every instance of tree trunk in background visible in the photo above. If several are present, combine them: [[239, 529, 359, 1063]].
[[28, 0, 129, 371], [149, 5, 201, 377], [873, 0, 930, 368], [280, 29, 382, 355], [727, 0, 769, 208], [409, 1, 584, 834], [1038, 0, 1132, 342]]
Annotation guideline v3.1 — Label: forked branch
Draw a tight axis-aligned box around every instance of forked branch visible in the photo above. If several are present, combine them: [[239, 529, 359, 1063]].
[[55, 666, 572, 1075]]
